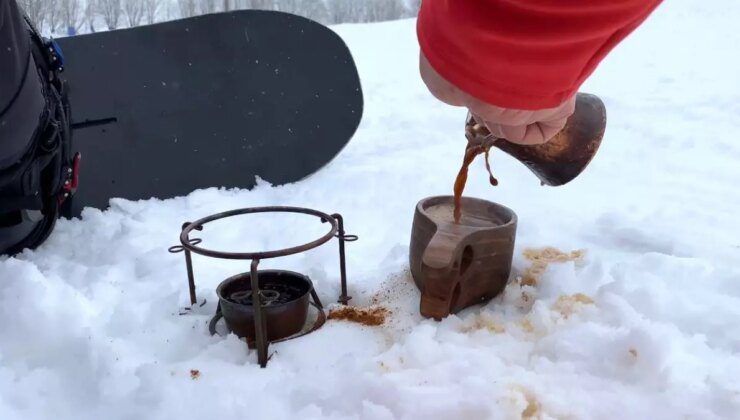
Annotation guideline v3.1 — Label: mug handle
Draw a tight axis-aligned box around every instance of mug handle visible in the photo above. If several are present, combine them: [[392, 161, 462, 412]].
[[419, 228, 463, 319], [421, 228, 460, 271]]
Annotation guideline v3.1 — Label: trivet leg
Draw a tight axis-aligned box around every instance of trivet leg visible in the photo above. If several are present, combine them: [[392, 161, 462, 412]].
[[250, 259, 269, 368], [169, 222, 206, 314], [333, 214, 352, 305], [185, 249, 197, 305], [178, 248, 207, 313]]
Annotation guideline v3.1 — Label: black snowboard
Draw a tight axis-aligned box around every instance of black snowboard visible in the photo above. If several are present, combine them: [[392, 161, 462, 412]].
[[57, 10, 363, 217]]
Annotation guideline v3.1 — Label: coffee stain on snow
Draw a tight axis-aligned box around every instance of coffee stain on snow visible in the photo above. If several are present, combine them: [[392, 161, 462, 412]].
[[552, 293, 595, 319], [520, 247, 585, 287]]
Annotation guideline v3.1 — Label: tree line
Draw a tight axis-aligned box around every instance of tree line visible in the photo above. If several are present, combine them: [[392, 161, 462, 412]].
[[20, 0, 421, 35]]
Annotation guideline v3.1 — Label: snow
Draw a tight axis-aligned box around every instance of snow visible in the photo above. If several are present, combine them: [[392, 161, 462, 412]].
[[3, 1, 740, 419]]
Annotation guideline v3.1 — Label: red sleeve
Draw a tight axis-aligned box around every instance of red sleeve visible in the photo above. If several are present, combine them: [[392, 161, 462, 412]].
[[417, 0, 663, 110]]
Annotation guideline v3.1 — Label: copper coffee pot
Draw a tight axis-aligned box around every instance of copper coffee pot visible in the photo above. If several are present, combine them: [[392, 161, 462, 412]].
[[465, 92, 607, 186]]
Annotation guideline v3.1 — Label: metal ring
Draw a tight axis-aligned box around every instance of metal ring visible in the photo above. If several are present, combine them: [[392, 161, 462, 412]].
[[341, 234, 359, 242], [229, 289, 281, 305], [230, 290, 252, 301], [168, 238, 202, 253], [179, 206, 339, 260]]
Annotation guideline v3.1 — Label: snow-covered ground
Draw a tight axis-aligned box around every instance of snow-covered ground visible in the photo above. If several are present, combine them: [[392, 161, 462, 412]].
[[3, 1, 740, 419]]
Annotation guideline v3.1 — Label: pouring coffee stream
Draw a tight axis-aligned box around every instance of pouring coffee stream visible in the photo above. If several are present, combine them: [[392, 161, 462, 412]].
[[452, 143, 498, 224], [453, 119, 500, 224], [453, 92, 608, 224]]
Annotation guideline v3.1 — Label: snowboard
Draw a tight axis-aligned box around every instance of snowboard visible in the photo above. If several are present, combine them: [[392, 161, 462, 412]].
[[56, 10, 363, 217]]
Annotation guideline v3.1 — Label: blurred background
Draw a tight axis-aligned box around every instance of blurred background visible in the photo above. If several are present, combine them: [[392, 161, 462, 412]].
[[20, 0, 421, 36]]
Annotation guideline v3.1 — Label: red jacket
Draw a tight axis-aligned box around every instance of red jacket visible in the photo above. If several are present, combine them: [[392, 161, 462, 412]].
[[417, 0, 663, 110]]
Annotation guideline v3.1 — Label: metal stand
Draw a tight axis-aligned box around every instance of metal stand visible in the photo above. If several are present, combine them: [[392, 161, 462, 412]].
[[169, 206, 357, 368]]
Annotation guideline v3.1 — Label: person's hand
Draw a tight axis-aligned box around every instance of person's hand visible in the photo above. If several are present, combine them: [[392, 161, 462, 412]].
[[420, 52, 576, 145]]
